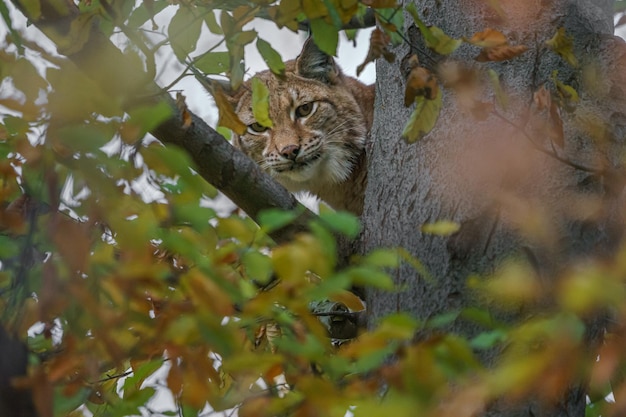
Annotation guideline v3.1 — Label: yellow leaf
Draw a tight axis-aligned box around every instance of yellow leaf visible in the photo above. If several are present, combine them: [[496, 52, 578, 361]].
[[545, 27, 578, 67], [421, 220, 460, 235], [402, 88, 442, 143], [330, 290, 365, 312], [251, 78, 273, 128]]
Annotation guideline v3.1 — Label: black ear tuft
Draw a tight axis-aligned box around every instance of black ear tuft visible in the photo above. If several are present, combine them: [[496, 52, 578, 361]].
[[296, 37, 340, 84]]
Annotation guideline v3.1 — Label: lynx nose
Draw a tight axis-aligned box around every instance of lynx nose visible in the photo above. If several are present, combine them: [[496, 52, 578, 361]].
[[280, 144, 300, 161]]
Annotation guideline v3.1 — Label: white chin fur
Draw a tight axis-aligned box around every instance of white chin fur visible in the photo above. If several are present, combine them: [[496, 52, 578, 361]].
[[274, 150, 353, 186]]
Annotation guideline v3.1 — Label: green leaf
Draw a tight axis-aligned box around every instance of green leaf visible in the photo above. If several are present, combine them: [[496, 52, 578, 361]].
[[362, 248, 400, 268], [169, 5, 203, 61], [347, 266, 394, 290], [56, 123, 116, 153], [256, 38, 285, 76], [322, 0, 343, 28], [421, 220, 460, 235], [307, 273, 352, 301], [318, 210, 361, 238], [470, 329, 508, 349], [128, 101, 173, 134], [377, 7, 404, 45], [377, 313, 419, 339], [0, 0, 23, 53], [172, 204, 216, 231], [402, 88, 442, 143], [310, 18, 338, 55], [258, 208, 301, 233], [127, 0, 168, 28], [203, 9, 222, 34], [54, 386, 91, 417], [406, 4, 461, 54], [241, 250, 273, 284], [3, 116, 30, 136], [0, 235, 19, 259], [251, 77, 273, 128], [20, 0, 41, 22], [11, 59, 48, 101], [427, 310, 460, 329], [194, 51, 230, 75], [429, 26, 461, 55], [406, 3, 437, 46], [123, 359, 163, 397]]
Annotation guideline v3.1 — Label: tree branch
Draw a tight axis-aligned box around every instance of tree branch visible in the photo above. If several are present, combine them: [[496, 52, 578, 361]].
[[11, 0, 315, 244]]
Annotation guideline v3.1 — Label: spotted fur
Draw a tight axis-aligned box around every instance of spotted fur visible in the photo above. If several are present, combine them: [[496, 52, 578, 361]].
[[230, 39, 374, 214]]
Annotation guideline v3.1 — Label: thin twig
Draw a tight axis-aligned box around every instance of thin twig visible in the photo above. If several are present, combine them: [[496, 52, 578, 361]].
[[491, 110, 603, 174]]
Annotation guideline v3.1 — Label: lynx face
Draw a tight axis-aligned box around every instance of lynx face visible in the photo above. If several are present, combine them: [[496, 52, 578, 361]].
[[231, 40, 368, 195]]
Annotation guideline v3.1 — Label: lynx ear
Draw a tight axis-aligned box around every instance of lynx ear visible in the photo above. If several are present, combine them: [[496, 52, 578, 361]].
[[296, 37, 340, 84]]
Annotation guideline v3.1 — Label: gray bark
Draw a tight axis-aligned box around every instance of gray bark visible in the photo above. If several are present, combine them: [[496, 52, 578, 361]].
[[359, 1, 623, 416]]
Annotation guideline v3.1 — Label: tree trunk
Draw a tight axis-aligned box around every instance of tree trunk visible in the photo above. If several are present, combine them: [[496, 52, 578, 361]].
[[359, 0, 622, 415]]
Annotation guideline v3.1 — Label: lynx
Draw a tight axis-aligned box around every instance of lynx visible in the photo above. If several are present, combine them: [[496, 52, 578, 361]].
[[230, 39, 374, 215]]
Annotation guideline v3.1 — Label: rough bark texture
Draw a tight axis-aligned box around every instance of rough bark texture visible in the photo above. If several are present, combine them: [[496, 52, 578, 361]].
[[359, 1, 622, 416]]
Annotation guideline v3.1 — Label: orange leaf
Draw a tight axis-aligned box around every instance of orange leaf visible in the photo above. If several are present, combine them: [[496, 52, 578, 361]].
[[167, 362, 183, 394], [466, 28, 507, 48], [32, 368, 54, 417], [404, 56, 438, 106], [49, 214, 91, 272], [212, 87, 246, 135], [356, 28, 395, 76], [264, 362, 284, 380], [475, 44, 528, 62], [176, 92, 193, 129]]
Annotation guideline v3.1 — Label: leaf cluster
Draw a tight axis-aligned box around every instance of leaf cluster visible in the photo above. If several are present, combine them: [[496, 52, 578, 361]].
[[2, 1, 626, 417]]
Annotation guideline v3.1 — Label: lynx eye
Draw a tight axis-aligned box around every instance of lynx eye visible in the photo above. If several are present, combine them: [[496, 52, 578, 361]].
[[247, 122, 269, 134], [295, 102, 316, 118]]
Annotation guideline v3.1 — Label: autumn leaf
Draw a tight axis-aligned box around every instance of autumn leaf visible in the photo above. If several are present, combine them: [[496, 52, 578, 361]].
[[251, 78, 273, 128], [404, 55, 438, 106], [545, 27, 578, 67], [551, 70, 579, 112], [427, 26, 462, 55], [212, 86, 246, 134], [465, 28, 507, 48], [402, 88, 442, 143], [356, 28, 395, 76], [476, 44, 528, 62], [421, 220, 461, 235], [175, 92, 193, 129], [406, 3, 460, 55]]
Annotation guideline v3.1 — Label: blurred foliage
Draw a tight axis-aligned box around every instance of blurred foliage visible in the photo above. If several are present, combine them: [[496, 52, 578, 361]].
[[1, 0, 626, 417]]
